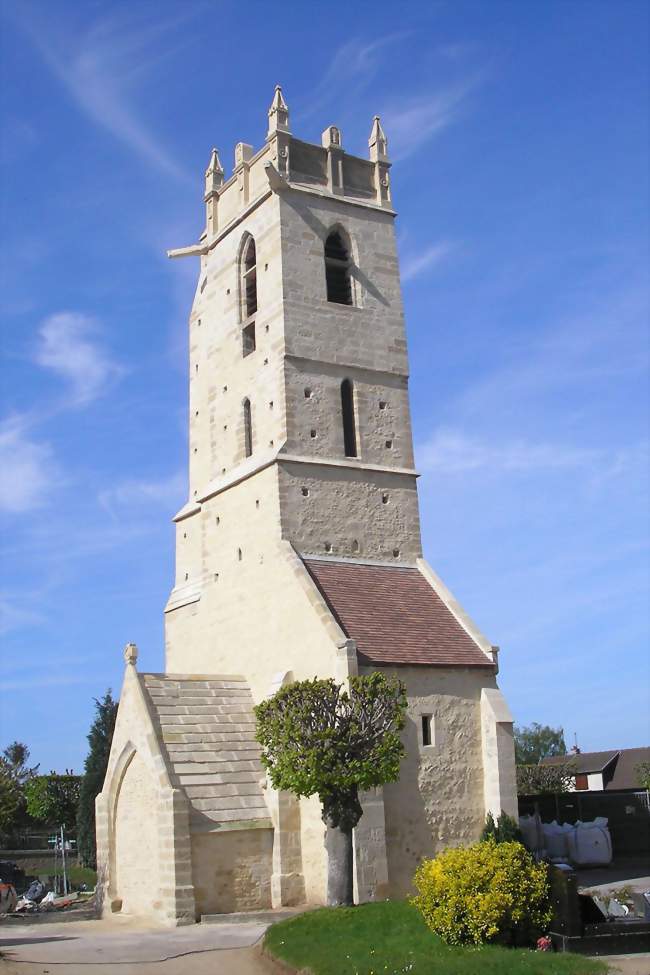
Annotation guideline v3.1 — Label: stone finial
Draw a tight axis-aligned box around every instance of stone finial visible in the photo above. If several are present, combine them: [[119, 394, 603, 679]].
[[321, 125, 342, 149], [124, 642, 138, 667], [204, 148, 224, 197], [267, 85, 290, 137], [368, 116, 388, 162]]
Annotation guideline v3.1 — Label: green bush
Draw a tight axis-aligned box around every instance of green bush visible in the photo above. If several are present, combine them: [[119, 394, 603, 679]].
[[481, 810, 523, 844], [412, 839, 552, 946]]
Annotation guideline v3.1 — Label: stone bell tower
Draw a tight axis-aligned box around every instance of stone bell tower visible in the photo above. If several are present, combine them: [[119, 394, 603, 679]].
[[97, 87, 516, 926], [165, 89, 423, 673]]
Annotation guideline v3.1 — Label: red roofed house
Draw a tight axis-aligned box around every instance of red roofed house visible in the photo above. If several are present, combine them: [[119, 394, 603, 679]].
[[97, 90, 518, 925], [542, 747, 650, 792]]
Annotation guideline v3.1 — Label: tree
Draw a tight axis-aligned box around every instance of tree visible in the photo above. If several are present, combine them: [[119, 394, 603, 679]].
[[25, 773, 81, 826], [0, 742, 39, 838], [635, 762, 650, 790], [514, 723, 567, 766], [77, 691, 118, 868], [481, 810, 523, 844], [516, 761, 576, 795], [255, 673, 408, 906], [2, 742, 39, 786]]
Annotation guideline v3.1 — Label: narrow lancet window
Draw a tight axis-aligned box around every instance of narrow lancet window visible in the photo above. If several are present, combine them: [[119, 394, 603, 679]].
[[243, 398, 253, 457], [242, 237, 258, 318], [341, 379, 357, 457], [325, 230, 353, 305]]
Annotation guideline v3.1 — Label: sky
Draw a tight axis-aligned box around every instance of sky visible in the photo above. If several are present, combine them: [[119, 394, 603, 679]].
[[0, 0, 648, 774]]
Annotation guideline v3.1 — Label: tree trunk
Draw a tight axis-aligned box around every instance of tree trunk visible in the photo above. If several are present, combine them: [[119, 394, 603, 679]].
[[325, 823, 353, 906], [321, 787, 362, 907]]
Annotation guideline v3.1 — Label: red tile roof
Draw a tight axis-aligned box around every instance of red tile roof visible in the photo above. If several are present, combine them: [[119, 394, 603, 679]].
[[303, 558, 494, 668]]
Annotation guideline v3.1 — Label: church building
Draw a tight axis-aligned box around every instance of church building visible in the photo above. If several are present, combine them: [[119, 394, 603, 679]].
[[96, 88, 517, 925]]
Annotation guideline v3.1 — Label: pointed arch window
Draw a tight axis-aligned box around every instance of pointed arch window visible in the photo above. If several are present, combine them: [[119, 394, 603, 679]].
[[242, 237, 257, 317], [340, 379, 357, 457], [241, 237, 257, 357], [243, 398, 253, 457], [325, 230, 353, 305]]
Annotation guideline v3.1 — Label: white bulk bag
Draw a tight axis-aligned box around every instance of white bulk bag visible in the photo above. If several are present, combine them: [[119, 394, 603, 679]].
[[566, 822, 612, 866]]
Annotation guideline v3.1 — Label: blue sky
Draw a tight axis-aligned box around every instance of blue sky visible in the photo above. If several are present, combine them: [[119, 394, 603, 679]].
[[1, 0, 648, 773]]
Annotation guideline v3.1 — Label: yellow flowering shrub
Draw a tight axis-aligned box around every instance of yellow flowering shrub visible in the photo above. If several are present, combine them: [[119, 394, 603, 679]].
[[412, 839, 552, 946]]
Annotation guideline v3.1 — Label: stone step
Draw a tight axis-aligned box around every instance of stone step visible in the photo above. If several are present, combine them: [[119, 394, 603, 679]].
[[162, 730, 258, 743], [166, 739, 259, 752], [201, 907, 304, 925], [177, 771, 261, 786], [155, 704, 254, 715], [184, 783, 263, 799], [149, 693, 253, 704], [193, 807, 271, 824], [172, 760, 261, 775], [159, 712, 256, 722], [190, 795, 268, 812], [167, 750, 261, 764]]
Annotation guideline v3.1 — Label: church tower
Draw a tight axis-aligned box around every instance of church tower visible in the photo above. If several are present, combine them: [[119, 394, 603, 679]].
[[97, 89, 517, 925]]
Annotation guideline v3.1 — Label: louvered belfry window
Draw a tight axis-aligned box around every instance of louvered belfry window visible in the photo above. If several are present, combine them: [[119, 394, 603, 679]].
[[242, 237, 257, 318], [325, 231, 353, 305]]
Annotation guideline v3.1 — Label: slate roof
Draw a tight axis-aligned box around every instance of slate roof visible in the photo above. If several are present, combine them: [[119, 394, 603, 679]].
[[543, 751, 619, 774], [543, 747, 650, 791], [303, 558, 493, 668], [142, 674, 270, 828]]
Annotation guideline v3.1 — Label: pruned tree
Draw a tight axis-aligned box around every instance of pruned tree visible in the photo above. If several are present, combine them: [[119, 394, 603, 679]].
[[25, 773, 81, 827], [516, 761, 576, 795], [255, 672, 407, 906], [514, 723, 567, 766], [77, 691, 118, 868]]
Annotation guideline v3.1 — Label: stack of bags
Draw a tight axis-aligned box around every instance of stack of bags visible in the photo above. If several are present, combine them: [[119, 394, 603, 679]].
[[518, 813, 613, 866]]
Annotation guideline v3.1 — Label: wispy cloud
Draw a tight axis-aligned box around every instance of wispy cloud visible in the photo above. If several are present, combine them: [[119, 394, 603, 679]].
[[381, 79, 480, 161], [401, 242, 454, 283], [13, 4, 194, 182], [35, 312, 124, 406], [98, 471, 185, 519], [0, 594, 47, 636], [0, 674, 96, 691], [417, 429, 648, 477], [298, 33, 411, 120], [0, 417, 62, 514]]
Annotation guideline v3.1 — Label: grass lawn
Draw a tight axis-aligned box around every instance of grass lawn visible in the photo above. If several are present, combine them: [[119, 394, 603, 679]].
[[264, 901, 608, 975]]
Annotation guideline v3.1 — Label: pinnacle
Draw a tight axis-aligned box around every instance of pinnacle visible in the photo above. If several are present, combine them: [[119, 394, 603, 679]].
[[270, 84, 288, 111], [206, 147, 224, 174]]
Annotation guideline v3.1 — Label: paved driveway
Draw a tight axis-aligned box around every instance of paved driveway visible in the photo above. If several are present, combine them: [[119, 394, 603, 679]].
[[0, 915, 272, 974]]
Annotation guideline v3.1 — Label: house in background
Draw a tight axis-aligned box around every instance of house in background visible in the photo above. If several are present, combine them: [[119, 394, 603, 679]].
[[542, 747, 650, 793]]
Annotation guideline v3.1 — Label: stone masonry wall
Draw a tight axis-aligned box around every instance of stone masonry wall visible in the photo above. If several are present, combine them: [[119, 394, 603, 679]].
[[367, 665, 499, 897], [190, 828, 273, 915], [114, 751, 160, 916]]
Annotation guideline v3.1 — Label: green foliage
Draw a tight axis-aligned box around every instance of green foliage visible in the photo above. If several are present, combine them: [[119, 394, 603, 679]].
[[0, 763, 21, 835], [412, 840, 552, 946], [514, 723, 567, 766], [0, 741, 39, 837], [77, 690, 118, 868], [264, 899, 606, 975], [635, 761, 650, 790], [25, 773, 81, 825], [255, 673, 407, 830], [516, 762, 576, 795], [481, 810, 523, 844]]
